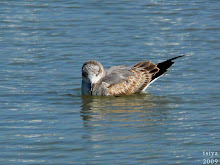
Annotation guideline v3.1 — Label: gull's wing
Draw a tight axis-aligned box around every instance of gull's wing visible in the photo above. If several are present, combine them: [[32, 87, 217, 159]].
[[103, 62, 159, 96], [103, 65, 134, 85]]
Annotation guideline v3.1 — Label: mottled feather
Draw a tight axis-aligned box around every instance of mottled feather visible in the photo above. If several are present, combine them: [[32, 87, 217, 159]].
[[107, 61, 159, 95]]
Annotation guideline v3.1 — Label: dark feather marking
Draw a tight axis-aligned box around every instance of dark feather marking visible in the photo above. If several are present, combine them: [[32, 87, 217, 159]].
[[151, 55, 184, 82], [149, 68, 159, 74]]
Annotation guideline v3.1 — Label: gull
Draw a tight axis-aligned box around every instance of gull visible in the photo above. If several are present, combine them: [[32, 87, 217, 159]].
[[81, 55, 184, 96]]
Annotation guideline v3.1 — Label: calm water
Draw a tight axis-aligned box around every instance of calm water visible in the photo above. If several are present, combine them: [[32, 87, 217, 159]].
[[0, 0, 220, 164]]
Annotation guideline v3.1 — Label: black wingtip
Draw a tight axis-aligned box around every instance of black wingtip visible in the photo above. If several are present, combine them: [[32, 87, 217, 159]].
[[151, 55, 184, 82], [168, 54, 184, 61]]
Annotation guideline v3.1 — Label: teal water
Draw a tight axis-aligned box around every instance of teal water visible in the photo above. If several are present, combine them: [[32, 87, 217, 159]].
[[0, 0, 219, 164]]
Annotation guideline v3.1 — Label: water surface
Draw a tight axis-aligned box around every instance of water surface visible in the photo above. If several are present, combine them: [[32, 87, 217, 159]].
[[0, 0, 219, 164]]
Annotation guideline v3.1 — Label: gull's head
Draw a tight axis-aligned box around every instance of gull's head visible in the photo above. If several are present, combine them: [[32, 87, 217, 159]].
[[82, 60, 105, 84]]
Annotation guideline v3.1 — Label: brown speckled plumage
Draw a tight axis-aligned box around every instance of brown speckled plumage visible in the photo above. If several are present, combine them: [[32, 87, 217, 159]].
[[108, 61, 159, 95]]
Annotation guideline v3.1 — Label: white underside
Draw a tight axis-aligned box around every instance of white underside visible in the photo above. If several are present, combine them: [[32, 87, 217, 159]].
[[141, 76, 162, 92]]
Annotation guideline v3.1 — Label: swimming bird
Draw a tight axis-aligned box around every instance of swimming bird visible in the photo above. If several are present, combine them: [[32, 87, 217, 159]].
[[81, 55, 184, 96]]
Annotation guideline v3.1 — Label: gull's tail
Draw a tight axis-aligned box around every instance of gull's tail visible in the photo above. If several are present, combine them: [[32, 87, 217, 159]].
[[150, 55, 184, 84]]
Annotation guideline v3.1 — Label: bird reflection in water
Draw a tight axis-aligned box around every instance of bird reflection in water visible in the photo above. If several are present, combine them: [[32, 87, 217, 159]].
[[80, 93, 170, 126]]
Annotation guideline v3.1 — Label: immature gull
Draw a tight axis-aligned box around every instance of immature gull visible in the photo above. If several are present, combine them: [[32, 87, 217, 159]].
[[81, 55, 184, 96]]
